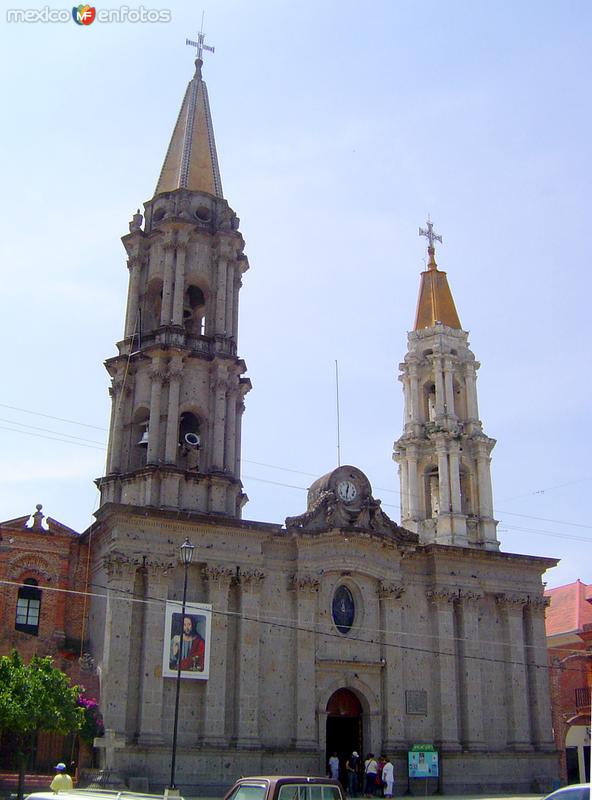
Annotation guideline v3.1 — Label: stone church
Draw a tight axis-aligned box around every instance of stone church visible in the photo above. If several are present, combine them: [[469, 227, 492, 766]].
[[86, 44, 559, 793]]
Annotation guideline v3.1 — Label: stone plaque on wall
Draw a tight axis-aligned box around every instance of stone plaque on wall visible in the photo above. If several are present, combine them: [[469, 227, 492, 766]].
[[406, 689, 428, 715]]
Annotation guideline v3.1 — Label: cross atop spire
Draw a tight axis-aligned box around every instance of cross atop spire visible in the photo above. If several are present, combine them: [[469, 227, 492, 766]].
[[186, 14, 215, 67], [419, 216, 442, 268]]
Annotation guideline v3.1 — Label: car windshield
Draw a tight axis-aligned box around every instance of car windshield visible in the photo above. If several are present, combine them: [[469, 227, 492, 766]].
[[226, 784, 268, 800]]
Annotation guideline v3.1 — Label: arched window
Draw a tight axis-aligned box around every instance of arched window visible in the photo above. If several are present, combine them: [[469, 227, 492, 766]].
[[183, 285, 206, 336], [142, 279, 163, 332], [15, 578, 41, 635]]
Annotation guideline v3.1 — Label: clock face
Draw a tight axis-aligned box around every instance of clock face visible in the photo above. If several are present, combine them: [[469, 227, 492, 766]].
[[337, 480, 357, 502]]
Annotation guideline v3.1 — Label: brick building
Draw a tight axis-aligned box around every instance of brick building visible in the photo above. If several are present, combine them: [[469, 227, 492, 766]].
[[0, 504, 98, 771], [545, 579, 592, 784]]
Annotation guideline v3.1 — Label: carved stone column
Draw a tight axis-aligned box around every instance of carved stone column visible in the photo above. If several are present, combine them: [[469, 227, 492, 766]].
[[496, 593, 533, 750], [236, 569, 264, 747], [525, 597, 555, 749], [164, 358, 183, 463], [160, 237, 176, 325], [436, 441, 451, 513], [224, 386, 238, 474], [124, 256, 142, 338], [147, 358, 165, 465], [171, 239, 187, 327], [407, 445, 419, 519], [464, 362, 479, 422], [212, 373, 227, 471], [448, 445, 462, 515], [378, 582, 406, 750], [427, 588, 461, 751], [409, 363, 420, 423], [215, 257, 228, 334], [101, 554, 138, 738], [434, 357, 445, 416], [225, 262, 235, 338], [107, 376, 125, 473], [457, 592, 486, 749], [443, 360, 455, 417], [203, 566, 234, 745], [291, 574, 319, 749], [137, 559, 172, 745]]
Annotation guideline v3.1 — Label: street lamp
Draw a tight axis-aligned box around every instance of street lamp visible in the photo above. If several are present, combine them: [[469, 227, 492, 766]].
[[168, 537, 195, 795]]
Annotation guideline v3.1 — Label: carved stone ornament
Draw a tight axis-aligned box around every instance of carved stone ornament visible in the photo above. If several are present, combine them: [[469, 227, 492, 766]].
[[240, 568, 265, 585], [460, 590, 484, 604], [204, 565, 235, 583], [9, 554, 53, 582], [494, 592, 529, 608], [377, 582, 405, 599], [289, 573, 320, 591], [426, 587, 458, 605], [103, 551, 140, 579], [527, 596, 551, 611]]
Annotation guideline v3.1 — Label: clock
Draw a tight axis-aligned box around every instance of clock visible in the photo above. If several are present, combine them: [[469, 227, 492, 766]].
[[337, 479, 357, 502]]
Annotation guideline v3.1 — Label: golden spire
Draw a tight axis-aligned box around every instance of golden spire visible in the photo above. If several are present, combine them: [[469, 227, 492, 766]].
[[154, 32, 223, 198], [413, 218, 462, 330]]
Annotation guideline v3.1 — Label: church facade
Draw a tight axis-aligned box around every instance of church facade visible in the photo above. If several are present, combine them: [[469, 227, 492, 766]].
[[86, 45, 559, 793]]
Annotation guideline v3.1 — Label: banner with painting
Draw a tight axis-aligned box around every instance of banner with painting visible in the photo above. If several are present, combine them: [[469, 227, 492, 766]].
[[162, 601, 212, 680]]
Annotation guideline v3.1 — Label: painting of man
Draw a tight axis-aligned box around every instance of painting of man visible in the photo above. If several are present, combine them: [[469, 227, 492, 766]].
[[163, 601, 212, 680], [170, 613, 205, 671]]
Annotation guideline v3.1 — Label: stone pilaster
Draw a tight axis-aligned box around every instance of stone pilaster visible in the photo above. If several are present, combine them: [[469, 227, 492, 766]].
[[378, 582, 406, 750], [457, 591, 486, 749], [124, 255, 142, 338], [137, 560, 172, 745], [434, 356, 445, 416], [224, 386, 238, 474], [164, 358, 183, 463], [147, 359, 165, 464], [496, 593, 533, 750], [203, 565, 234, 745], [291, 574, 319, 749], [525, 597, 555, 750], [171, 239, 188, 326], [160, 237, 176, 325], [215, 257, 228, 333], [236, 569, 264, 747], [212, 372, 228, 471], [427, 588, 461, 751], [107, 376, 125, 473]]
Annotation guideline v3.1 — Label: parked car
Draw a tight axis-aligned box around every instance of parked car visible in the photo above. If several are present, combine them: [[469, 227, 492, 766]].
[[223, 776, 345, 800], [541, 785, 590, 800]]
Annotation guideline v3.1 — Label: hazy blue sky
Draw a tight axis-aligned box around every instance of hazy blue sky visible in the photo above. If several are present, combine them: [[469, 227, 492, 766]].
[[1, 0, 590, 588]]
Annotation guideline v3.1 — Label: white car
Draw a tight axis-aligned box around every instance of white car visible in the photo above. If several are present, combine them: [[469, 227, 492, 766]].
[[542, 785, 590, 800]]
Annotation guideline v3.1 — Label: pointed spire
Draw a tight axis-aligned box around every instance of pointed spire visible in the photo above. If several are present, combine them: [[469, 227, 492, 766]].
[[154, 33, 223, 198], [414, 218, 462, 330]]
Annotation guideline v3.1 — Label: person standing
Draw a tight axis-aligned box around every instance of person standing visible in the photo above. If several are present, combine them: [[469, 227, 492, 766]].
[[382, 757, 394, 798], [364, 753, 378, 797], [346, 751, 360, 796], [50, 763, 73, 793], [328, 752, 340, 781]]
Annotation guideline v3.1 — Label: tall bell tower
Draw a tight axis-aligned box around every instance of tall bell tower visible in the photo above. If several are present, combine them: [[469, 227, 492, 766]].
[[393, 220, 498, 549], [99, 41, 251, 517]]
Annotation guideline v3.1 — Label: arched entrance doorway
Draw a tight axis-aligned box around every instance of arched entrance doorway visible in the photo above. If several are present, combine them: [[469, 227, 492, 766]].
[[326, 688, 363, 786]]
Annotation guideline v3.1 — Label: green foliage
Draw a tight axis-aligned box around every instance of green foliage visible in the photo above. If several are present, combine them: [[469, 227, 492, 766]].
[[0, 650, 84, 737]]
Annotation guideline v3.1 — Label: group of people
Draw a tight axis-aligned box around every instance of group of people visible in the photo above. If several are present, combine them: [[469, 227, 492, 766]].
[[328, 751, 395, 798]]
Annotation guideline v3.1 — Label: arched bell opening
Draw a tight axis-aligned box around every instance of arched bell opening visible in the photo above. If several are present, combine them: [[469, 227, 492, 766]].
[[130, 407, 150, 470], [326, 688, 364, 788], [178, 411, 201, 471], [183, 284, 206, 336]]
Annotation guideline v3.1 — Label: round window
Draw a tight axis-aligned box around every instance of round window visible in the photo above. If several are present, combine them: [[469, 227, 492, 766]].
[[332, 585, 355, 634]]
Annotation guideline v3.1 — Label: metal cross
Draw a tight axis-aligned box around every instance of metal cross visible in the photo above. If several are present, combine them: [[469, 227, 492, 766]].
[[419, 216, 443, 249], [186, 17, 215, 62]]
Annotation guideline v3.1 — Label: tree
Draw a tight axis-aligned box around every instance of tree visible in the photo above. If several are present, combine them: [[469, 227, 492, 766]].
[[0, 650, 84, 800]]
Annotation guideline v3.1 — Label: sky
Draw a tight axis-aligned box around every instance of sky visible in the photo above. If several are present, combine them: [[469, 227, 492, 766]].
[[1, 0, 591, 590]]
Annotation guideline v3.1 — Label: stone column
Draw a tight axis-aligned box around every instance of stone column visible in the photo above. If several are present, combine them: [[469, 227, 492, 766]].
[[137, 561, 170, 745], [107, 377, 125, 473], [464, 362, 480, 421], [379, 582, 407, 750], [292, 575, 319, 749], [203, 566, 234, 745], [236, 569, 264, 747], [407, 445, 420, 519], [224, 387, 238, 474], [524, 598, 555, 749], [164, 357, 183, 463], [147, 358, 165, 464], [496, 594, 532, 750], [160, 237, 176, 325], [457, 592, 486, 749], [434, 357, 445, 416], [443, 360, 455, 417], [448, 446, 462, 515], [232, 277, 241, 341], [215, 258, 228, 334], [171, 240, 188, 327], [427, 589, 461, 751], [436, 442, 451, 513], [101, 555, 138, 738], [475, 443, 494, 518], [235, 399, 246, 478], [124, 256, 142, 338], [212, 373, 228, 471], [409, 364, 420, 422], [225, 263, 235, 337], [400, 459, 409, 520]]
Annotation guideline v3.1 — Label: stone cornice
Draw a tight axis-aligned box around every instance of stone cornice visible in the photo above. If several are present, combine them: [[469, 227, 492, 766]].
[[427, 587, 458, 605]]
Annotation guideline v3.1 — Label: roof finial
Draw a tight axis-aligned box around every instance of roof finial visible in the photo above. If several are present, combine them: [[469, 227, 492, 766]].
[[419, 215, 443, 270], [186, 13, 215, 76]]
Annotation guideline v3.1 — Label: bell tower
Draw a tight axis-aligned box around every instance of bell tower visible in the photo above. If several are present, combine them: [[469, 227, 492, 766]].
[[99, 42, 251, 517], [393, 220, 498, 549]]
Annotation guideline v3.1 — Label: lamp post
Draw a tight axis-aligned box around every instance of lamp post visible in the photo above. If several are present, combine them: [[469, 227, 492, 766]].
[[168, 537, 195, 795]]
